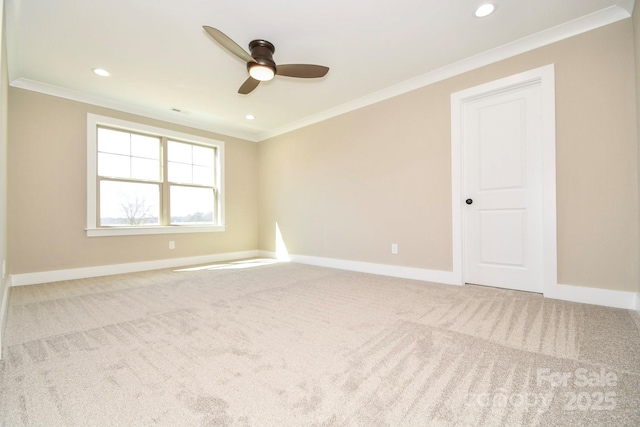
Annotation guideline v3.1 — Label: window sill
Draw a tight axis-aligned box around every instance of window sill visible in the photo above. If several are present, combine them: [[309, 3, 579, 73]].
[[86, 225, 226, 237]]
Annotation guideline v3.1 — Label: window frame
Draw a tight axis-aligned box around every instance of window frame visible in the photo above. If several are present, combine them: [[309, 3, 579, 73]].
[[87, 113, 225, 237]]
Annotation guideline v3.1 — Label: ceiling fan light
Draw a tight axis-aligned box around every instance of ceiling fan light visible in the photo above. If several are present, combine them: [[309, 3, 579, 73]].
[[249, 64, 275, 81]]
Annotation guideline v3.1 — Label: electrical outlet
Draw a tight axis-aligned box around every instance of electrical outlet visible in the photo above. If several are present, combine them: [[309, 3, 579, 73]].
[[391, 244, 398, 255], [169, 241, 175, 250]]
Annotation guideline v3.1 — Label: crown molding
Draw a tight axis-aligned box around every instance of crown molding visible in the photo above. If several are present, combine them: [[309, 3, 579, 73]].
[[257, 4, 633, 141], [9, 78, 261, 142]]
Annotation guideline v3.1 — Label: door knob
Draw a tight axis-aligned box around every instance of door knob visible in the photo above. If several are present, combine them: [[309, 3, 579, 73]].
[[465, 199, 473, 205]]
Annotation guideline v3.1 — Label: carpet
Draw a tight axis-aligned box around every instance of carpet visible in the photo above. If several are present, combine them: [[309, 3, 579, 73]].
[[1, 260, 639, 426]]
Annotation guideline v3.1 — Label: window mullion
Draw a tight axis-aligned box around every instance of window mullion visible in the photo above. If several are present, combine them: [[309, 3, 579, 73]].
[[161, 137, 170, 226], [96, 176, 102, 228], [214, 186, 219, 224]]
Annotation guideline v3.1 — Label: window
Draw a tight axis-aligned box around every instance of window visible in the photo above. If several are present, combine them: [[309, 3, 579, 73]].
[[87, 114, 224, 236]]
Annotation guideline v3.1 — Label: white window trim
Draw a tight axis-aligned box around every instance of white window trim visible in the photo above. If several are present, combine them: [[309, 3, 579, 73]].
[[86, 113, 225, 237]]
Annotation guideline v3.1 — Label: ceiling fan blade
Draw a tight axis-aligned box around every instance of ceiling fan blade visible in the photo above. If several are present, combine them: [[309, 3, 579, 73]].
[[203, 26, 255, 63], [276, 64, 329, 78], [238, 77, 260, 94]]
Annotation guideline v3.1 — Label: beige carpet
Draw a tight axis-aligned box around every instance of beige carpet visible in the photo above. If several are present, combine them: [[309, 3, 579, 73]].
[[1, 260, 639, 426]]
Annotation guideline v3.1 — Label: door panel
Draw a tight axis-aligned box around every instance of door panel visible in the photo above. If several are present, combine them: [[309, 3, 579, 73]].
[[479, 209, 526, 266], [478, 100, 525, 191]]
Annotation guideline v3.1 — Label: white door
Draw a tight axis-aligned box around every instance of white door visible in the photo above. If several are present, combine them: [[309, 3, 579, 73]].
[[462, 82, 544, 293]]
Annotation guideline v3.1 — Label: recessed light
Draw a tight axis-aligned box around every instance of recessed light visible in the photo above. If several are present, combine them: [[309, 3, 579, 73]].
[[475, 3, 495, 18], [246, 114, 255, 120], [92, 68, 110, 77]]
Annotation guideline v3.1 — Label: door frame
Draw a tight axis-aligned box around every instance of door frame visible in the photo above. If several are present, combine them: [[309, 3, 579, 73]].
[[450, 64, 557, 293]]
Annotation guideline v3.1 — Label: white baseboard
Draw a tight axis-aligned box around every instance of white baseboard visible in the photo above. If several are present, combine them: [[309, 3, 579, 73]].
[[0, 276, 11, 359], [10, 250, 261, 287], [544, 283, 638, 311], [260, 251, 639, 311], [259, 251, 460, 285], [10, 250, 638, 313]]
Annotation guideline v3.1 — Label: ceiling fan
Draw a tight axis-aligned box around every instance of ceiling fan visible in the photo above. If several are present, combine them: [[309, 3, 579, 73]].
[[203, 26, 330, 95]]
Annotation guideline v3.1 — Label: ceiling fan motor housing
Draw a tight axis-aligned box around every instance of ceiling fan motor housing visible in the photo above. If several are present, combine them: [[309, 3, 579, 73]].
[[248, 40, 276, 72]]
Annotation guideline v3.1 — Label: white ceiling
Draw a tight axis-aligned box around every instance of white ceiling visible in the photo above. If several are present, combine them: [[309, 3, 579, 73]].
[[4, 0, 636, 141]]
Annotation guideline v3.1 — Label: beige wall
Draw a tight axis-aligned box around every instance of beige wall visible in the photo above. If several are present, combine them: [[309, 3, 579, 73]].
[[8, 89, 258, 274], [259, 19, 639, 292]]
